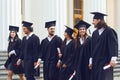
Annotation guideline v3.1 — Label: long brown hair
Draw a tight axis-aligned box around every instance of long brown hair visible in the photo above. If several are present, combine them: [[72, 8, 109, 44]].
[[96, 20, 108, 29], [8, 31, 19, 42], [75, 30, 88, 48], [61, 32, 74, 50]]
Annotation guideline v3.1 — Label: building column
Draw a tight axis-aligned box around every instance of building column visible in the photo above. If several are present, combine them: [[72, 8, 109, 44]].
[[66, 0, 74, 28], [56, 0, 68, 39], [22, 0, 68, 39], [105, 0, 119, 50], [106, 0, 116, 28], [84, 0, 107, 33], [116, 0, 120, 50], [0, 0, 21, 51]]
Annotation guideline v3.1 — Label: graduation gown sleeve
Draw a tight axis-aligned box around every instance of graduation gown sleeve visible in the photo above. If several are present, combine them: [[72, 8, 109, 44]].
[[56, 36, 63, 60], [56, 36, 62, 48], [19, 37, 25, 60], [107, 28, 118, 57], [33, 36, 40, 62], [63, 40, 75, 67], [38, 39, 45, 60], [14, 39, 22, 57]]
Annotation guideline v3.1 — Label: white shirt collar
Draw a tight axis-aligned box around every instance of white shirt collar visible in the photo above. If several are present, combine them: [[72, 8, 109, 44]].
[[66, 39, 72, 45], [26, 32, 33, 40], [47, 35, 55, 42], [10, 38, 14, 42], [98, 27, 105, 35], [79, 36, 89, 44], [80, 38, 84, 44]]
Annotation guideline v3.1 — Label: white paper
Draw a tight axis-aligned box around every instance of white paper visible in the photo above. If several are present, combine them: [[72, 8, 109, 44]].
[[69, 71, 76, 80], [103, 64, 111, 70], [103, 61, 118, 70], [57, 48, 61, 53], [34, 63, 39, 69]]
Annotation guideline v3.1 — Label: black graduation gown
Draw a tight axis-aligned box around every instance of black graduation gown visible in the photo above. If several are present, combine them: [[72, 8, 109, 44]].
[[20, 34, 40, 78], [4, 38, 24, 74], [59, 40, 75, 80], [74, 36, 91, 80], [91, 27, 118, 80], [40, 35, 62, 80]]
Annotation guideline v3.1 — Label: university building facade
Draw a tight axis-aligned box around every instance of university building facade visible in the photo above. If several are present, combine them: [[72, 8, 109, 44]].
[[0, 0, 120, 51]]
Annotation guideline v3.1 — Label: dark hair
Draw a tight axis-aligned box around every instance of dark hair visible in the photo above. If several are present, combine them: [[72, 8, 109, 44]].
[[8, 31, 19, 41], [66, 32, 73, 40], [61, 33, 73, 49], [96, 19, 108, 29], [27, 27, 33, 32], [61, 38, 66, 52], [75, 30, 88, 48]]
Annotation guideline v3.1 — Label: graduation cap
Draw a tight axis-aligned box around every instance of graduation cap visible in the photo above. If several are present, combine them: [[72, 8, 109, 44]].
[[65, 26, 74, 36], [45, 21, 56, 28], [9, 26, 19, 32], [74, 20, 91, 30], [90, 12, 107, 20], [22, 21, 33, 27]]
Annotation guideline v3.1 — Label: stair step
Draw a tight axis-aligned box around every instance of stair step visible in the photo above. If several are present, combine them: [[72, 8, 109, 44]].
[[0, 53, 8, 56], [114, 72, 120, 77], [115, 64, 120, 67], [114, 66, 120, 69], [114, 68, 120, 72], [0, 75, 19, 80], [0, 56, 8, 61], [0, 61, 6, 65], [0, 51, 120, 80], [0, 75, 43, 80], [0, 69, 44, 75]]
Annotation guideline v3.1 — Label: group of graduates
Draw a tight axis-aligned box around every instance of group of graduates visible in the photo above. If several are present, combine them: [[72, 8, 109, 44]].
[[4, 12, 118, 80]]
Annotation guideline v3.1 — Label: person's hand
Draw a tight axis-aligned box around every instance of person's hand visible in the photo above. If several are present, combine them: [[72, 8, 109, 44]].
[[37, 59, 41, 65], [58, 53, 62, 58], [62, 64, 67, 68], [34, 62, 37, 66], [34, 59, 41, 68], [8, 50, 16, 57], [17, 59, 22, 65], [89, 64, 92, 70], [8, 52, 13, 57], [56, 62, 62, 68], [110, 60, 117, 67]]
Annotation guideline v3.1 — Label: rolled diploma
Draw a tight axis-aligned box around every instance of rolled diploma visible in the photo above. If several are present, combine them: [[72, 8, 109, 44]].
[[103, 64, 111, 70], [57, 48, 61, 53]]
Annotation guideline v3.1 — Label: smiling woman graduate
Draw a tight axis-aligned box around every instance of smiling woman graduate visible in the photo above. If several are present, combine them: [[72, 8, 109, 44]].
[[59, 26, 75, 80], [5, 26, 24, 80], [89, 12, 118, 80], [74, 20, 91, 80]]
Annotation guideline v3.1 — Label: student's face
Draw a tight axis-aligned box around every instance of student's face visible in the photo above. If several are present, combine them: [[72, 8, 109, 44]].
[[64, 32, 69, 39], [79, 27, 87, 36], [47, 26, 55, 36], [92, 19, 100, 27], [10, 31, 16, 38], [23, 26, 29, 34]]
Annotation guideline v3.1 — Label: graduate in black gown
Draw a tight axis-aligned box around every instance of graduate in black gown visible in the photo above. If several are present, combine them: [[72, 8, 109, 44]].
[[89, 12, 118, 80], [74, 20, 91, 80], [17, 21, 40, 80], [5, 26, 24, 80], [59, 26, 75, 80], [37, 21, 63, 80]]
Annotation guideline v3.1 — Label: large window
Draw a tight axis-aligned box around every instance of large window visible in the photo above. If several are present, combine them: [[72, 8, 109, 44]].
[[73, 0, 83, 38], [74, 0, 83, 25]]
